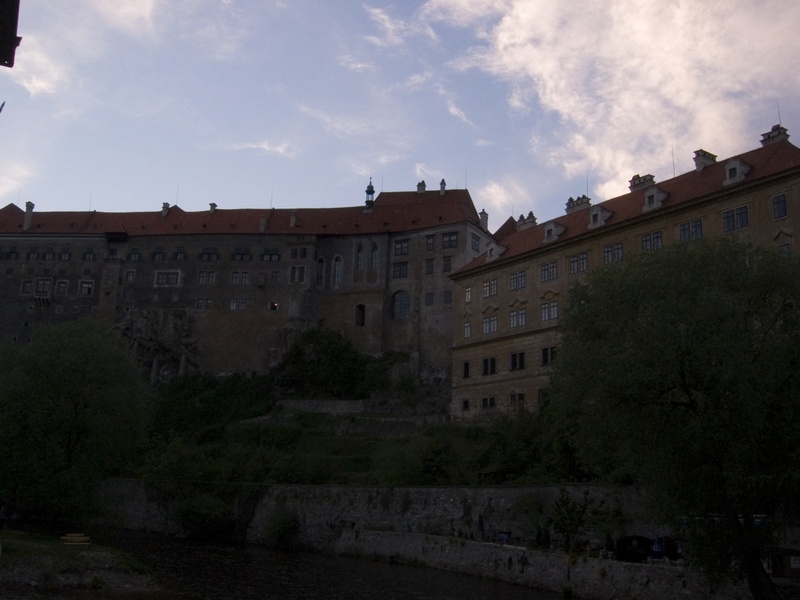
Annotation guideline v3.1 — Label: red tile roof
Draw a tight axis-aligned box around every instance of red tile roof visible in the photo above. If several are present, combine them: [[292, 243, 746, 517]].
[[456, 138, 800, 274], [0, 189, 483, 237]]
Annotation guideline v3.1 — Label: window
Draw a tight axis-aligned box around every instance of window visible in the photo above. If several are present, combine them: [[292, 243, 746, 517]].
[[723, 206, 749, 232], [442, 256, 451, 272], [128, 248, 141, 261], [540, 262, 557, 282], [511, 352, 526, 371], [229, 299, 246, 311], [603, 242, 623, 264], [261, 248, 280, 261], [231, 271, 241, 284], [155, 271, 180, 286], [151, 248, 165, 261], [462, 399, 470, 411], [569, 252, 588, 274], [442, 232, 458, 248], [394, 239, 409, 255], [370, 243, 379, 270], [425, 292, 434, 306], [542, 346, 557, 365], [290, 266, 305, 283], [59, 248, 71, 261], [56, 280, 68, 295], [426, 235, 435, 251], [679, 218, 703, 242], [125, 270, 135, 283], [641, 230, 663, 252], [482, 315, 498, 334], [443, 290, 452, 304], [269, 301, 278, 310], [333, 257, 343, 285], [471, 234, 481, 252], [465, 287, 471, 303], [271, 271, 279, 284], [34, 279, 51, 295], [774, 194, 788, 219], [233, 248, 252, 261], [79, 280, 94, 296], [392, 290, 410, 319], [20, 280, 32, 295], [290, 247, 308, 259], [463, 361, 470, 378], [483, 279, 498, 297], [425, 259, 434, 274], [510, 270, 526, 290], [778, 243, 791, 255], [481, 397, 496, 409], [43, 249, 55, 261], [196, 298, 208, 309], [541, 300, 558, 322], [392, 262, 408, 278], [482, 357, 496, 375], [26, 250, 38, 260], [174, 250, 186, 261], [509, 392, 525, 406], [510, 308, 526, 328], [200, 248, 219, 261], [464, 321, 471, 339], [356, 245, 364, 271], [316, 258, 326, 286], [355, 304, 365, 327]]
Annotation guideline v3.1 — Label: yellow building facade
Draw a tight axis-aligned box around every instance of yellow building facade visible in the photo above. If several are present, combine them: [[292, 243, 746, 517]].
[[450, 125, 800, 421]]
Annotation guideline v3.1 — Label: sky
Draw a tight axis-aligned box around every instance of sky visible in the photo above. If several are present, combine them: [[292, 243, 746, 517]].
[[1, 1, 799, 232]]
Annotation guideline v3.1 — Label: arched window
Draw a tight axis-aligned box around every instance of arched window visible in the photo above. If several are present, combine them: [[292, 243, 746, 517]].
[[333, 256, 343, 285], [392, 290, 410, 319], [355, 244, 364, 271], [370, 243, 379, 271]]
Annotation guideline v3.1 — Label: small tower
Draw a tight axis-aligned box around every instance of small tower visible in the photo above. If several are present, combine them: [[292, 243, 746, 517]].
[[364, 177, 375, 211]]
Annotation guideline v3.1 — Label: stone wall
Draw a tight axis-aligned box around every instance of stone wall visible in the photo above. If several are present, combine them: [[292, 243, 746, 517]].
[[98, 479, 750, 600]]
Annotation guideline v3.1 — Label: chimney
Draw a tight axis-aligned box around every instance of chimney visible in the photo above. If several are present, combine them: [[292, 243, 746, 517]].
[[479, 208, 488, 231], [23, 201, 34, 231], [289, 209, 297, 228], [439, 179, 446, 196], [209, 202, 217, 213], [565, 195, 591, 214], [516, 211, 538, 231], [259, 215, 267, 233], [416, 180, 426, 193], [693, 149, 717, 172], [161, 202, 170, 217], [629, 174, 655, 192], [761, 124, 790, 146]]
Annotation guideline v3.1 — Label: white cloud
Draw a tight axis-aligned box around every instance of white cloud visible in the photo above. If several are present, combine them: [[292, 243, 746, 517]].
[[339, 55, 375, 72], [363, 5, 406, 47], [232, 140, 296, 158], [300, 105, 372, 138], [0, 162, 35, 202], [475, 178, 529, 223], [425, 0, 800, 198], [89, 0, 158, 38]]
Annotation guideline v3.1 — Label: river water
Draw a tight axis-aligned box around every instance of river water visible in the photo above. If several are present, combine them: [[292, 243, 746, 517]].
[[90, 529, 561, 600]]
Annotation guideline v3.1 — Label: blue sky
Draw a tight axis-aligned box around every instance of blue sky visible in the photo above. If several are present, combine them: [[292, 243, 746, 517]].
[[2, 1, 799, 232]]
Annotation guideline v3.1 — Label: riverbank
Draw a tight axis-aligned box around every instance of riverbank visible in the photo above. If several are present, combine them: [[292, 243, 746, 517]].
[[0, 530, 164, 598]]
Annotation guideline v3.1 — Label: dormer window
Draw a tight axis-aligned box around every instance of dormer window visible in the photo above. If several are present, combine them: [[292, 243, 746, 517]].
[[542, 221, 566, 243], [587, 206, 613, 230], [723, 158, 751, 186], [642, 185, 669, 213]]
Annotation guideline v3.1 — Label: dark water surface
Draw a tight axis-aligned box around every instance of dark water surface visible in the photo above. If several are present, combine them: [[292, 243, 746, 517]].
[[91, 529, 561, 600]]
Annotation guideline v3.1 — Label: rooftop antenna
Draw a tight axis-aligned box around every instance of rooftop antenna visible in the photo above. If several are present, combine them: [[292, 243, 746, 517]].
[[671, 144, 676, 177], [777, 99, 782, 125], [464, 168, 468, 189], [381, 173, 384, 192], [586, 175, 589, 197], [175, 185, 180, 206], [270, 188, 274, 209], [89, 191, 92, 211]]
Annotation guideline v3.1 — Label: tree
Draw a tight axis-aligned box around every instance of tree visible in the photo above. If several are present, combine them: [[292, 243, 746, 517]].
[[0, 320, 153, 526], [550, 238, 800, 600]]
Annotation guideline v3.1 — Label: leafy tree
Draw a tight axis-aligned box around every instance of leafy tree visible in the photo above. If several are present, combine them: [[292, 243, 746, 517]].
[[550, 238, 800, 600], [0, 320, 153, 526]]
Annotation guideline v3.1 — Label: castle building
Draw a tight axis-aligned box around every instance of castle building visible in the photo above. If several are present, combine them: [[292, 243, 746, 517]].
[[0, 179, 492, 382], [449, 125, 800, 420]]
